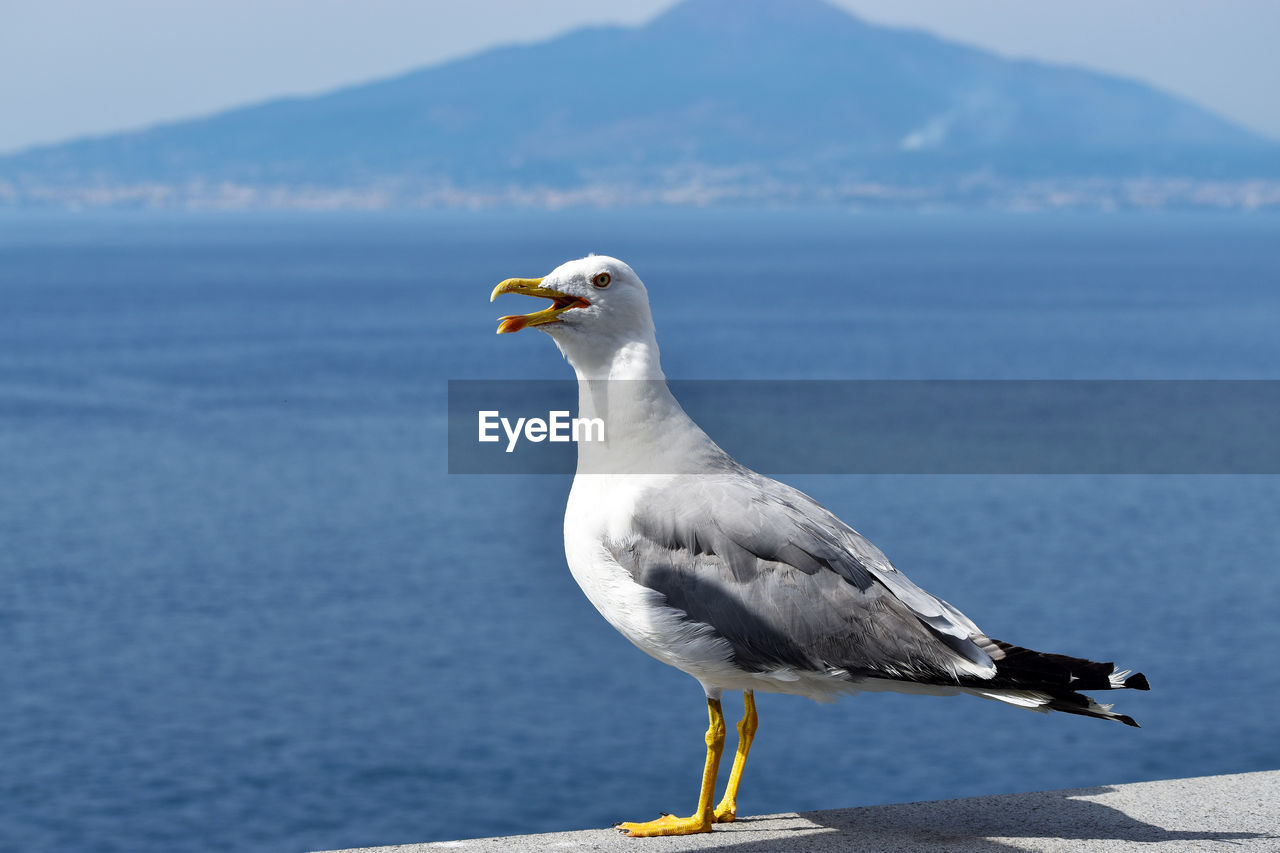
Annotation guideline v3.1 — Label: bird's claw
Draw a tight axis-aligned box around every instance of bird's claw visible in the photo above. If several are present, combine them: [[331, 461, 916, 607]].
[[615, 813, 714, 837]]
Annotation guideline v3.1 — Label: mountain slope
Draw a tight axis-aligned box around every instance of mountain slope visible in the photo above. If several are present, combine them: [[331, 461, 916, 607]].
[[2, 0, 1275, 209]]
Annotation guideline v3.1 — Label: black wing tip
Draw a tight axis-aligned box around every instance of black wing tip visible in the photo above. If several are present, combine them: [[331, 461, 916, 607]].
[[1123, 671, 1151, 691], [1043, 695, 1142, 727], [986, 639, 1149, 693]]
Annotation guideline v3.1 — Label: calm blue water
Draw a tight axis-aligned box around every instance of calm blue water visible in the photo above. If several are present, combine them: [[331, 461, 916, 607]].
[[2, 211, 1279, 853]]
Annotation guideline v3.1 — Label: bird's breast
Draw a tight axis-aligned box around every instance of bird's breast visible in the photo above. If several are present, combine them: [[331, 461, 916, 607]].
[[562, 475, 740, 682]]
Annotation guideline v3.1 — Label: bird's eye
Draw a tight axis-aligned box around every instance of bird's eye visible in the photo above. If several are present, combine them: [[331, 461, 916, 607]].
[[592, 272, 612, 289]]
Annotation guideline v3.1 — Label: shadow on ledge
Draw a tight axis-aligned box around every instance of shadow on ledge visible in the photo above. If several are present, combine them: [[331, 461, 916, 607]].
[[698, 785, 1273, 852]]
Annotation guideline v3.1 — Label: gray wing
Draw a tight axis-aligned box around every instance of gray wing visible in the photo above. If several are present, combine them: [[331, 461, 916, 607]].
[[609, 470, 998, 684]]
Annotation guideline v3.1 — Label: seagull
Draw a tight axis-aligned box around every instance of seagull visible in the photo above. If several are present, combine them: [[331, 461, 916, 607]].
[[491, 255, 1149, 837]]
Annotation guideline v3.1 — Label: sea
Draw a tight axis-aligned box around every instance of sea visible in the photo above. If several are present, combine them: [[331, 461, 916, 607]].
[[2, 210, 1278, 853]]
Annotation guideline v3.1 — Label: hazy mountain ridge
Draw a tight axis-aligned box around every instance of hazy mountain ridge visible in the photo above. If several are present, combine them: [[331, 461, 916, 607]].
[[3, 0, 1277, 210]]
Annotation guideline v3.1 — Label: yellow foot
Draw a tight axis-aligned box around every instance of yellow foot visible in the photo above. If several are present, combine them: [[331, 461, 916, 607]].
[[616, 813, 713, 837], [712, 802, 737, 823]]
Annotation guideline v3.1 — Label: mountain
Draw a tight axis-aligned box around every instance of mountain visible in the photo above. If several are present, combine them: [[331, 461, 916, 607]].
[[3, 0, 1277, 210]]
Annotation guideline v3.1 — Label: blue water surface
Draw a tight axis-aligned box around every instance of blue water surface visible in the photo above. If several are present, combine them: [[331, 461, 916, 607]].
[[1, 210, 1278, 852]]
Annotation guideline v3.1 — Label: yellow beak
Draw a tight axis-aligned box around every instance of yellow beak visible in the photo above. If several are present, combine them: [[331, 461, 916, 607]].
[[490, 277, 591, 334]]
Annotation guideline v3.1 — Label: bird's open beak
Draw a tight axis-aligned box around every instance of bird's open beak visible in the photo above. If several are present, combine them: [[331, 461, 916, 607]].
[[490, 277, 591, 334]]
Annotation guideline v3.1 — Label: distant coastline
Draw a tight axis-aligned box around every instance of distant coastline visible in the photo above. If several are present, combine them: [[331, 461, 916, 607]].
[[4, 175, 1278, 212]]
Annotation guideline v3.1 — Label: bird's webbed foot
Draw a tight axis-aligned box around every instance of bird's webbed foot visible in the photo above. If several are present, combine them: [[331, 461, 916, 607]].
[[615, 812, 713, 837]]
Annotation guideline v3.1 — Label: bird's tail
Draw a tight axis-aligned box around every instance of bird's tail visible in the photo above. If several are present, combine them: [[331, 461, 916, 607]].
[[966, 638, 1150, 727]]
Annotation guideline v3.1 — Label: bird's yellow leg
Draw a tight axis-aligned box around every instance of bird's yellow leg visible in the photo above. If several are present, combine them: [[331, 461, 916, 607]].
[[713, 690, 758, 823], [616, 697, 726, 837]]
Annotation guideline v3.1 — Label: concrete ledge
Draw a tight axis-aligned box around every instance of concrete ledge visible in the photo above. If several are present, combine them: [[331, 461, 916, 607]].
[[319, 769, 1279, 852]]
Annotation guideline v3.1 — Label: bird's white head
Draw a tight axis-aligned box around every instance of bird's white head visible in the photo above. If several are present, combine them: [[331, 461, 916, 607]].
[[490, 255, 661, 379]]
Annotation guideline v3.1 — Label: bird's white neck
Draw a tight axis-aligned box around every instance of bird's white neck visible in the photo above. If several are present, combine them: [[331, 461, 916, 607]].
[[556, 330, 725, 475], [556, 324, 665, 382]]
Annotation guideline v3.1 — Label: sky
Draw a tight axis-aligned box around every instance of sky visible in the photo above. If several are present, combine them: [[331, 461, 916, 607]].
[[2, 0, 1278, 155]]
